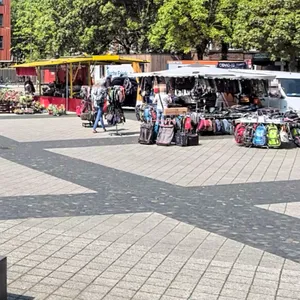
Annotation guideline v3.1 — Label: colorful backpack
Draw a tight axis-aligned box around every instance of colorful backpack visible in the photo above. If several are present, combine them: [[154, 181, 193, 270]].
[[184, 116, 192, 131], [267, 124, 281, 148], [253, 124, 267, 147], [243, 124, 255, 147], [292, 127, 300, 147], [234, 123, 246, 144]]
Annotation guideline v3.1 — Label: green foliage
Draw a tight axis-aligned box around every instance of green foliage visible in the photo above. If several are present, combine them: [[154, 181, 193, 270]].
[[233, 0, 300, 70], [148, 0, 239, 59], [11, 0, 161, 61]]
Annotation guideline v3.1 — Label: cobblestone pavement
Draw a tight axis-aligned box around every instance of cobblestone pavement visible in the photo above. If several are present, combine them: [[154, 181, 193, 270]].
[[0, 115, 300, 300]]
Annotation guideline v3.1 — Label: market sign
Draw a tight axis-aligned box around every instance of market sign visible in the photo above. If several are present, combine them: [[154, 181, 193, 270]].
[[217, 61, 247, 69], [105, 64, 134, 78], [252, 53, 271, 63]]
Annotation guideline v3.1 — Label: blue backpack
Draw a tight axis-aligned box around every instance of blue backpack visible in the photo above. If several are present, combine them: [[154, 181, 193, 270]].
[[253, 124, 267, 146], [143, 108, 151, 122]]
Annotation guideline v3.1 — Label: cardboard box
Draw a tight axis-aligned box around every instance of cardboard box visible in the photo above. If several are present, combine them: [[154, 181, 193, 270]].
[[164, 107, 188, 116]]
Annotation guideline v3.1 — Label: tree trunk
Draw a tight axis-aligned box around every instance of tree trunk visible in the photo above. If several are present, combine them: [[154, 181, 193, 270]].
[[289, 54, 297, 72], [221, 42, 229, 60], [195, 40, 209, 60]]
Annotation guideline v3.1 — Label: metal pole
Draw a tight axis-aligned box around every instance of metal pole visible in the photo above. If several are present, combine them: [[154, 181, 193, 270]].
[[66, 65, 68, 111]]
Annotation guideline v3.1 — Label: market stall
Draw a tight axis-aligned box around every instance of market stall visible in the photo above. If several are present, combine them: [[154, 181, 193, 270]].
[[131, 67, 278, 146], [12, 55, 148, 112]]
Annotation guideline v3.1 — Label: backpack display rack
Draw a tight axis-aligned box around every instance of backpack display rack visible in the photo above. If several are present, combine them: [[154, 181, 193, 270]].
[[106, 85, 126, 136], [234, 110, 300, 149]]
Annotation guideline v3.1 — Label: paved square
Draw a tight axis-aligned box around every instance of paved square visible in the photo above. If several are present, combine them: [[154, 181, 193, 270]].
[[48, 141, 300, 187], [4, 213, 300, 300], [0, 114, 299, 300]]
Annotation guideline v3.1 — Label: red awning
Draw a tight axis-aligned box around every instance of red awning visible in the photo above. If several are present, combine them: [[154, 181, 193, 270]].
[[16, 67, 37, 76]]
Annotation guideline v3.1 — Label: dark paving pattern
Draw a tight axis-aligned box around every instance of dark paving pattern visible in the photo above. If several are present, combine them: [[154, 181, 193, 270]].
[[0, 122, 300, 264]]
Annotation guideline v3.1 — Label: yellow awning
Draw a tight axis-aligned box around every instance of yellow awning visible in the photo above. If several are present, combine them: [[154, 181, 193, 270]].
[[12, 54, 149, 68]]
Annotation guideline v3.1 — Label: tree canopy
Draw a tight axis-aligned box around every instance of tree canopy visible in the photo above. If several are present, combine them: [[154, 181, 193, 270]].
[[11, 0, 300, 69], [233, 0, 300, 71]]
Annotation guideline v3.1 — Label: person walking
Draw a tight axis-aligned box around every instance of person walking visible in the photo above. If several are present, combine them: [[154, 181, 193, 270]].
[[92, 79, 107, 133]]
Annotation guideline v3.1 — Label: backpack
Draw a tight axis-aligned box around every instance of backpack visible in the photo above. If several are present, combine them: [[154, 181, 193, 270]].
[[215, 119, 222, 133], [93, 88, 106, 107], [292, 127, 300, 147], [280, 126, 289, 143], [144, 108, 151, 122], [234, 123, 246, 144], [184, 116, 192, 131], [222, 119, 231, 134], [253, 124, 267, 147], [267, 124, 281, 148], [243, 125, 255, 147]]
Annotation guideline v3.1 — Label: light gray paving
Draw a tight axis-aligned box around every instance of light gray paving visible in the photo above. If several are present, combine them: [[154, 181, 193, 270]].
[[4, 213, 300, 300], [256, 202, 300, 219], [48, 142, 300, 187], [0, 117, 140, 142], [0, 157, 96, 197]]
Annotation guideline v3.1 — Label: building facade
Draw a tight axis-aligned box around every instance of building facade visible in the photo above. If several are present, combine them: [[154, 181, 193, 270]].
[[0, 0, 11, 62]]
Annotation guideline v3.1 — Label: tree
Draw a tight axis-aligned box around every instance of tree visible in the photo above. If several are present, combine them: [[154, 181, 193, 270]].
[[148, 0, 239, 60], [11, 0, 57, 61], [232, 0, 300, 71]]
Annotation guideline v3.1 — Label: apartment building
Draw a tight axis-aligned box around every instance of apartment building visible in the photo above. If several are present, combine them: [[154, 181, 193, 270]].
[[0, 0, 11, 62]]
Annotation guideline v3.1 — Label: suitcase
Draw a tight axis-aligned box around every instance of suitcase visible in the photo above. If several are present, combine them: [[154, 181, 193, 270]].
[[187, 134, 199, 146], [175, 132, 188, 146], [138, 123, 154, 145], [80, 111, 94, 122], [156, 125, 174, 146]]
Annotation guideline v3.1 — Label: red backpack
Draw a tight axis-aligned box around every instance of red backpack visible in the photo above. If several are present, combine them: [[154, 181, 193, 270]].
[[184, 116, 192, 131], [234, 123, 246, 144]]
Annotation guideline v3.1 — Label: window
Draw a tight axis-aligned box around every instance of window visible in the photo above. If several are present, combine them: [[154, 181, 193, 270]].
[[0, 37, 3, 49], [0, 14, 3, 26], [280, 79, 300, 97], [0, 0, 3, 5]]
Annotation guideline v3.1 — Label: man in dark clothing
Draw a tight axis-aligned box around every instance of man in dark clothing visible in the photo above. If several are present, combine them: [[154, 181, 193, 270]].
[[24, 77, 36, 94]]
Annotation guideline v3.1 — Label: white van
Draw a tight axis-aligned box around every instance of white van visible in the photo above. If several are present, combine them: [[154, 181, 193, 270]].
[[232, 69, 300, 112]]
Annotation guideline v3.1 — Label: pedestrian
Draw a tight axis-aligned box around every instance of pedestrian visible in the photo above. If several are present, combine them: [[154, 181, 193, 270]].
[[92, 79, 107, 133], [153, 84, 171, 125]]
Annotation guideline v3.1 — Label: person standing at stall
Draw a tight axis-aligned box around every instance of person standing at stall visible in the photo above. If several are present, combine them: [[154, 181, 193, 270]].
[[153, 84, 171, 125], [92, 79, 107, 133]]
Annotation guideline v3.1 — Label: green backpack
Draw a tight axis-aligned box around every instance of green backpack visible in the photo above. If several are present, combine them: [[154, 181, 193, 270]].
[[267, 124, 281, 148]]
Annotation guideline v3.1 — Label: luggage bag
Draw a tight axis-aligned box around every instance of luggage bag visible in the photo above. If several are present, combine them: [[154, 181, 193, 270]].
[[138, 123, 154, 145], [156, 125, 174, 146], [175, 132, 188, 146]]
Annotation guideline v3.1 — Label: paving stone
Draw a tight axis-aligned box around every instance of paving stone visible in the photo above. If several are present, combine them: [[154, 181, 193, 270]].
[[53, 286, 82, 298]]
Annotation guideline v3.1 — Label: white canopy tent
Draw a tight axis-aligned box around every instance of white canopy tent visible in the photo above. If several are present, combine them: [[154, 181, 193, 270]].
[[130, 67, 276, 80]]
